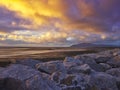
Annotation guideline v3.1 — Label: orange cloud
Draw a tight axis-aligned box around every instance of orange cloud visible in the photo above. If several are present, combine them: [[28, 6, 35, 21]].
[[0, 0, 120, 46], [0, 30, 68, 43], [0, 0, 66, 28], [0, 0, 116, 33]]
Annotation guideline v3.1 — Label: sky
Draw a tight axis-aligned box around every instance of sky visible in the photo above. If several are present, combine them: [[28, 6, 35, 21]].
[[0, 0, 120, 47]]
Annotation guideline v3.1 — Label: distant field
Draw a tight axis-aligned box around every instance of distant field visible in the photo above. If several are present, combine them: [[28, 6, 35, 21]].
[[0, 47, 119, 67]]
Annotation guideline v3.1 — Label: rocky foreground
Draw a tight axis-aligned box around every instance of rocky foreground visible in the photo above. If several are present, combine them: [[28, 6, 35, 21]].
[[0, 49, 120, 90]]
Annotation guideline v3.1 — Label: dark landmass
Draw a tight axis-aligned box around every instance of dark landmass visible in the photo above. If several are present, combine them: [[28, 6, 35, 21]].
[[71, 43, 120, 48]]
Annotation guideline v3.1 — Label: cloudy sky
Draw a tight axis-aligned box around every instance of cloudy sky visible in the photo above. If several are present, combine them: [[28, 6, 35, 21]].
[[0, 0, 120, 47]]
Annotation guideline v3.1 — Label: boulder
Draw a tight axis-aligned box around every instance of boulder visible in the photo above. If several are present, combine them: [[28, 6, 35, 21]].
[[112, 50, 120, 56], [74, 55, 106, 72], [63, 57, 83, 69], [74, 49, 120, 64], [50, 71, 67, 83], [75, 53, 111, 64], [106, 68, 120, 89], [94, 56, 111, 63], [36, 60, 66, 74], [74, 54, 96, 64], [98, 48, 120, 57], [106, 68, 120, 78], [68, 64, 92, 74], [107, 55, 120, 68], [0, 64, 61, 90], [85, 72, 118, 90], [99, 63, 112, 71], [60, 74, 87, 90], [55, 71, 119, 90], [41, 72, 50, 79]]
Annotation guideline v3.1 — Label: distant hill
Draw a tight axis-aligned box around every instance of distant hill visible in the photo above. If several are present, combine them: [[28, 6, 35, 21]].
[[71, 43, 120, 48]]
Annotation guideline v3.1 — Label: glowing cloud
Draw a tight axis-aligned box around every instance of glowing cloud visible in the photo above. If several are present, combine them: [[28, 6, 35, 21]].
[[0, 0, 120, 46]]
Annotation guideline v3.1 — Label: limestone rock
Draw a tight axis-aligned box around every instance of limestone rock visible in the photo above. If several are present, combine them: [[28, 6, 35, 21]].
[[63, 57, 83, 69], [0, 64, 61, 90], [50, 71, 66, 83], [68, 64, 92, 74], [106, 68, 120, 89], [107, 55, 120, 68], [85, 72, 118, 90], [99, 63, 112, 71], [60, 74, 87, 90], [36, 60, 66, 74]]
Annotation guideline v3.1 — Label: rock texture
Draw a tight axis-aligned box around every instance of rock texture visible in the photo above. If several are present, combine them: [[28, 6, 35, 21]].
[[0, 64, 60, 90], [36, 60, 66, 74], [0, 48, 120, 90]]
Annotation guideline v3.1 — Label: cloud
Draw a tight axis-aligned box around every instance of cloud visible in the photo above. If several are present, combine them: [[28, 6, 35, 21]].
[[0, 30, 68, 44], [63, 0, 120, 33], [0, 0, 66, 29], [0, 0, 120, 33], [0, 7, 33, 32], [0, 0, 120, 46]]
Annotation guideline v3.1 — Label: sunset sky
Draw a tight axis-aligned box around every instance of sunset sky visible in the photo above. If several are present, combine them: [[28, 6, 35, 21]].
[[0, 0, 120, 47]]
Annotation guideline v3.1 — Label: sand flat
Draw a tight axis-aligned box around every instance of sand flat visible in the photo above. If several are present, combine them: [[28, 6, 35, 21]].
[[0, 48, 86, 58]]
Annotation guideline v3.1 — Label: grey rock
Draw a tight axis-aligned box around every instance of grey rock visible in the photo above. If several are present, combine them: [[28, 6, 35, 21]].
[[99, 63, 112, 71], [94, 56, 111, 63], [41, 72, 50, 79], [112, 50, 120, 56], [60, 74, 87, 90], [106, 68, 120, 77], [74, 54, 96, 64], [50, 71, 66, 83], [36, 60, 66, 74], [106, 68, 120, 89], [75, 53, 111, 64], [107, 55, 120, 68], [98, 49, 120, 57], [60, 75, 75, 86], [85, 72, 118, 90], [68, 64, 92, 74], [0, 64, 61, 90], [74, 55, 106, 72], [63, 57, 83, 69]]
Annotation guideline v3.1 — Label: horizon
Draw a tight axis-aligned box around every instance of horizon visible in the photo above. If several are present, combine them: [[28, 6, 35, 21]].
[[0, 0, 120, 47]]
